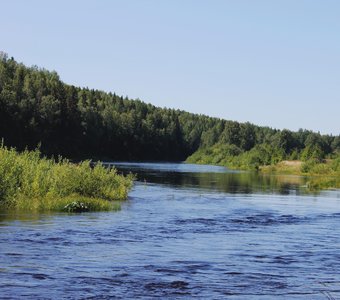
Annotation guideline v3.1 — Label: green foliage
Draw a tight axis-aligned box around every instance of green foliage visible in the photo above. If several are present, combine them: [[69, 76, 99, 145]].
[[300, 145, 325, 162], [186, 144, 242, 166], [301, 152, 340, 176], [272, 129, 296, 154], [289, 149, 299, 160], [331, 137, 340, 152], [0, 145, 133, 211], [331, 156, 340, 172], [301, 160, 322, 174], [187, 143, 285, 171]]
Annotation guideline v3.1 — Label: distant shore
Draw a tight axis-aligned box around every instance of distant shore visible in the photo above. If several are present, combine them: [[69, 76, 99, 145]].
[[260, 160, 340, 190]]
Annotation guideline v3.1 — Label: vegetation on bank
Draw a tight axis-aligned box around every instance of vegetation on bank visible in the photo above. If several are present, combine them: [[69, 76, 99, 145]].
[[186, 142, 340, 171], [186, 143, 340, 189], [186, 143, 286, 170], [261, 158, 340, 190], [0, 145, 133, 212]]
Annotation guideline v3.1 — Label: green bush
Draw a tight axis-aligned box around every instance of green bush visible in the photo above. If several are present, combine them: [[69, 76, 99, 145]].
[[301, 145, 325, 162], [331, 156, 340, 172], [186, 143, 286, 171], [301, 160, 317, 173], [0, 146, 133, 211]]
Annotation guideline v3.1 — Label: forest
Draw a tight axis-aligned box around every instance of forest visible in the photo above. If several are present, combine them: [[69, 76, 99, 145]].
[[1, 52, 339, 166]]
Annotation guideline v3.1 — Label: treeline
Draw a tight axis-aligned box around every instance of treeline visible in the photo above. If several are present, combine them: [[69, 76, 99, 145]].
[[0, 52, 339, 162]]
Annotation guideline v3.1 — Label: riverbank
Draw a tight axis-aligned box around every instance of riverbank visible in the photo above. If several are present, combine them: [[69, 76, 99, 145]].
[[0, 146, 133, 212], [260, 160, 340, 190], [186, 144, 340, 190]]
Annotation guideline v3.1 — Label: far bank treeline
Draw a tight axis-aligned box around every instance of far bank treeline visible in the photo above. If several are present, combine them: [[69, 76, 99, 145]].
[[0, 53, 340, 164]]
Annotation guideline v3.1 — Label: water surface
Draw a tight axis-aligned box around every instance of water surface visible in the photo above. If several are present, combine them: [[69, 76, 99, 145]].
[[1, 163, 340, 299]]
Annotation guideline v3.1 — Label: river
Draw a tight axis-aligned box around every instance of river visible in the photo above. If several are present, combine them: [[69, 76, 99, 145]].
[[1, 163, 340, 299]]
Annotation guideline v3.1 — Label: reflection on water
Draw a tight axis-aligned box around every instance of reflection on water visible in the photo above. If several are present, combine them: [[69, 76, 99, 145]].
[[0, 211, 57, 226], [114, 162, 309, 195], [1, 162, 340, 299]]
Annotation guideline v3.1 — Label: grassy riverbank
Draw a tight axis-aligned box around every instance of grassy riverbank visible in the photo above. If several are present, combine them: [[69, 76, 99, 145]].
[[0, 146, 133, 212], [261, 159, 340, 190], [186, 143, 340, 190]]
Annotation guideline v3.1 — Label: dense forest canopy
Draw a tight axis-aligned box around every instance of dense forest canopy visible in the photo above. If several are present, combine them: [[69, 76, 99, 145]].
[[0, 52, 339, 163]]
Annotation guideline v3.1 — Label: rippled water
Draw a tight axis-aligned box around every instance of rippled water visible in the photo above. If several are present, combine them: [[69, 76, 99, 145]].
[[1, 163, 340, 299]]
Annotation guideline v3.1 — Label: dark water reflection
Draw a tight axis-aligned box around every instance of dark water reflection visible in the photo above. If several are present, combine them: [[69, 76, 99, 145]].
[[113, 162, 309, 195], [1, 163, 340, 299]]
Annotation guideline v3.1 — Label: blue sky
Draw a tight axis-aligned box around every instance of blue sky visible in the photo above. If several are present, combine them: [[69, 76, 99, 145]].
[[1, 0, 339, 134]]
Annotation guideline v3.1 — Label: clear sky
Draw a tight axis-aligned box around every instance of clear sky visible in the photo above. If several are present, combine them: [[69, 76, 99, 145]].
[[1, 0, 339, 135]]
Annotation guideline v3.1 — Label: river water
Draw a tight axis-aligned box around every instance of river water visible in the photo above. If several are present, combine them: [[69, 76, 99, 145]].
[[1, 163, 340, 299]]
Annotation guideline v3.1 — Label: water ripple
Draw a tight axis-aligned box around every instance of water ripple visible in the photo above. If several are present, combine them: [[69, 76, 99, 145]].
[[0, 163, 340, 299]]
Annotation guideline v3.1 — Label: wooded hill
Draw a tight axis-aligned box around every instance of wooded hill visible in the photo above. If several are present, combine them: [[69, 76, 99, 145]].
[[1, 53, 339, 163]]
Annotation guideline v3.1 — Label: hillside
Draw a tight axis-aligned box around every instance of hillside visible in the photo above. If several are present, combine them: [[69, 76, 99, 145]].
[[0, 52, 339, 164]]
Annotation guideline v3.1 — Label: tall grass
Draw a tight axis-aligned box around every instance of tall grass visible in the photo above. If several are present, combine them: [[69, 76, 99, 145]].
[[0, 145, 133, 212]]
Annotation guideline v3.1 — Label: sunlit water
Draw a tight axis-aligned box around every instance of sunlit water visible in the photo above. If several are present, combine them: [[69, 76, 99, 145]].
[[1, 163, 340, 299]]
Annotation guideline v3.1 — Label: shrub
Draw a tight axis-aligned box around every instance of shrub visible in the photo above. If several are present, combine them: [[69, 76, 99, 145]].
[[0, 146, 133, 211], [331, 156, 340, 172], [301, 145, 325, 162]]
